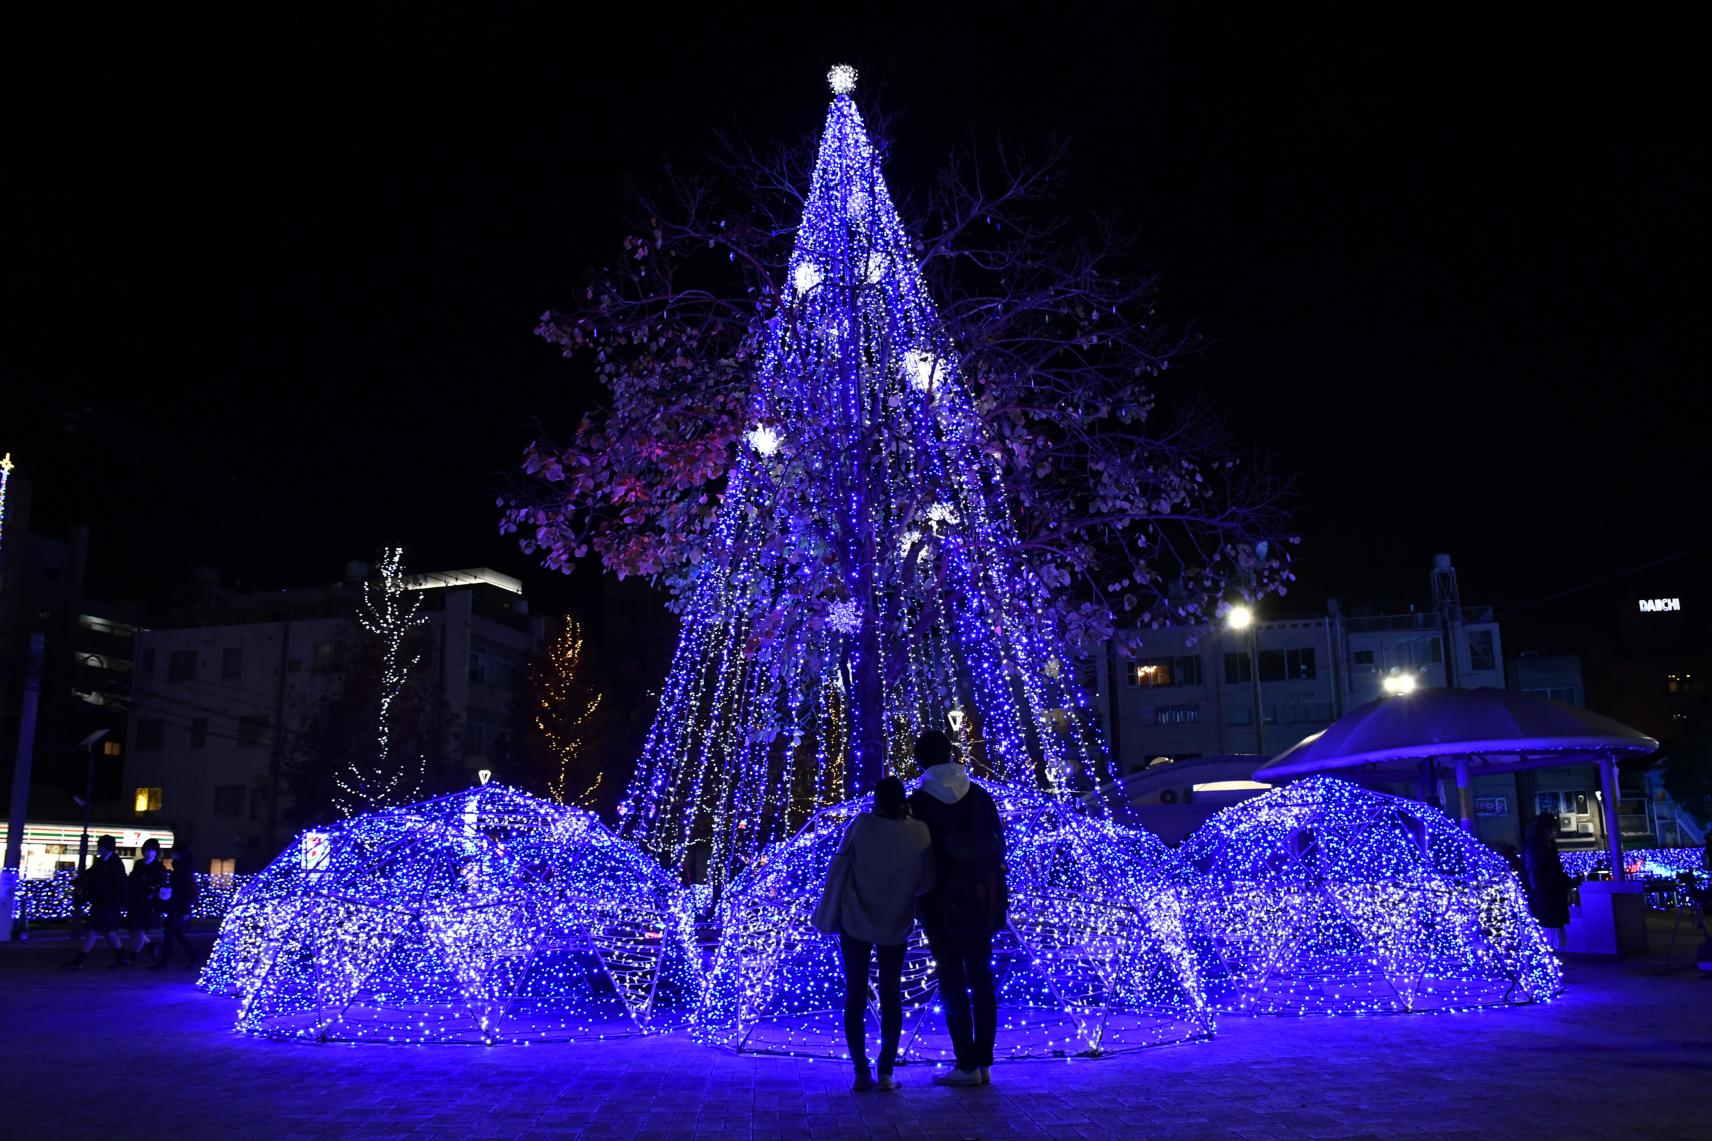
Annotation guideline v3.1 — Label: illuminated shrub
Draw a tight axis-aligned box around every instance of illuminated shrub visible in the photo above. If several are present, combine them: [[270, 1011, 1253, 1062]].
[[1178, 776, 1562, 1015], [695, 784, 1212, 1059], [203, 785, 688, 1043]]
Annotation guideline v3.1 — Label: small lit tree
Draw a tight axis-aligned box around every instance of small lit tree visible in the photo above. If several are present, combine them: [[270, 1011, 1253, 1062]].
[[529, 617, 605, 807], [333, 548, 429, 816]]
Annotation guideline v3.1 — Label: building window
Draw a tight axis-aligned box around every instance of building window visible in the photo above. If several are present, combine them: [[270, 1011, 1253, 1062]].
[[213, 786, 246, 818], [133, 787, 162, 813], [1524, 686, 1578, 705], [1352, 649, 1375, 665], [469, 637, 522, 690], [222, 647, 243, 680], [168, 650, 197, 682], [238, 715, 270, 747], [1176, 655, 1203, 686], [102, 740, 122, 757], [1286, 647, 1317, 680], [1410, 637, 1443, 667], [190, 718, 208, 748], [1228, 704, 1276, 726], [136, 719, 165, 750], [1467, 629, 1496, 672], [1667, 674, 1703, 694], [1134, 658, 1174, 687], [1223, 653, 1251, 684], [209, 858, 236, 878], [1151, 703, 1200, 725], [1282, 701, 1336, 724], [138, 649, 155, 675], [311, 641, 338, 674], [1258, 650, 1285, 682]]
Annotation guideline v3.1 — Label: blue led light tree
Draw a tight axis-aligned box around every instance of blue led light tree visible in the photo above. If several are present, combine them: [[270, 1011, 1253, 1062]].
[[620, 66, 1109, 888], [203, 784, 691, 1043], [1177, 777, 1563, 1015], [696, 783, 1212, 1059]]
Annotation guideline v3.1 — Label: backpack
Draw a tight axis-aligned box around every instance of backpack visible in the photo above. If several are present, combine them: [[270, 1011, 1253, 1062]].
[[923, 786, 1009, 937]]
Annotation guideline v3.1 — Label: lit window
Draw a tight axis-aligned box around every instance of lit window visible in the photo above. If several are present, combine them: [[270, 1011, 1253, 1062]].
[[102, 740, 122, 757], [133, 787, 162, 813], [1134, 658, 1174, 687], [209, 858, 236, 878]]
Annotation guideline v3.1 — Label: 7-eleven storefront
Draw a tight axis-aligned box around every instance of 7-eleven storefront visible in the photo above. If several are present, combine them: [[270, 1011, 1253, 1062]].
[[0, 821, 176, 878]]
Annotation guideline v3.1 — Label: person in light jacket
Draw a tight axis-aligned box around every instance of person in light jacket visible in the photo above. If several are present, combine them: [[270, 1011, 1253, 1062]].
[[812, 775, 935, 1092]]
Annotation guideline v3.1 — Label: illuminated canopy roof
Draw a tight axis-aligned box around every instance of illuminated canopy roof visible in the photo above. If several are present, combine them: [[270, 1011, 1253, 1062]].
[[1259, 686, 1657, 780]]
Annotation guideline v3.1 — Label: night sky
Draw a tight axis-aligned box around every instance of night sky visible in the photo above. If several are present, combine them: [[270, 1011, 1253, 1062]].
[[7, 6, 1701, 651]]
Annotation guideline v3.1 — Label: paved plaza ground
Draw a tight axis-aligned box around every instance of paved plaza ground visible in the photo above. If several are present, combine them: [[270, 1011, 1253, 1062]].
[[2, 917, 1709, 1140]]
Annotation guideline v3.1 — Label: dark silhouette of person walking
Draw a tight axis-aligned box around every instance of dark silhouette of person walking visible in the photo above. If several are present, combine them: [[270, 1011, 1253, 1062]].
[[152, 847, 199, 969], [1522, 812, 1571, 948], [62, 835, 131, 970], [907, 730, 1007, 1087], [812, 775, 935, 1091], [125, 837, 167, 964]]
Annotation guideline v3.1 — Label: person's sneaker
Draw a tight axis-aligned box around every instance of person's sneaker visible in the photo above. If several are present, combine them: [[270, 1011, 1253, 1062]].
[[851, 1064, 875, 1092], [979, 1066, 991, 1085], [932, 1068, 982, 1088], [877, 1073, 899, 1092]]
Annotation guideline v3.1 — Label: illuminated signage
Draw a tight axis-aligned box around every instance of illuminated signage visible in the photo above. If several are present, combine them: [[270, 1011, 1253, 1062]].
[[301, 831, 331, 872], [1637, 598, 1682, 613]]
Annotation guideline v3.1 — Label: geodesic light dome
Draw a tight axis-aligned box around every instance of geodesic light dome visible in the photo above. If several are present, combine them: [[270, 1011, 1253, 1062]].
[[695, 784, 1212, 1060], [1177, 776, 1562, 1015], [202, 785, 689, 1043]]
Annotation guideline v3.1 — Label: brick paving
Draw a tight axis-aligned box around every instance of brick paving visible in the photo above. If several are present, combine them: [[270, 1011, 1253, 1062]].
[[2, 918, 1709, 1140]]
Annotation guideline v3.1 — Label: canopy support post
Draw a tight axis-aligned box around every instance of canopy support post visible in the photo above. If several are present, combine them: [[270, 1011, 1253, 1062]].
[[1598, 753, 1625, 880], [1454, 759, 1473, 834]]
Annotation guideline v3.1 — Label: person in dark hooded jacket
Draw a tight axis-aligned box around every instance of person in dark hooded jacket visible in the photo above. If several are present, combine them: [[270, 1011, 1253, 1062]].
[[63, 835, 131, 970], [152, 846, 200, 969], [125, 837, 167, 964], [1522, 812, 1571, 945], [907, 731, 1007, 1088]]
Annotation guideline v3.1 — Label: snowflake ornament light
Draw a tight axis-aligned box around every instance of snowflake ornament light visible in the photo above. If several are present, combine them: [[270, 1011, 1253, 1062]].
[[747, 424, 781, 456], [792, 261, 822, 294], [826, 599, 862, 634], [903, 349, 941, 392], [826, 64, 857, 95]]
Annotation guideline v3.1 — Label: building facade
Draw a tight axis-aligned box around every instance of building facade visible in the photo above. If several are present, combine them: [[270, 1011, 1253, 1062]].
[[1092, 602, 1505, 778], [123, 564, 544, 873]]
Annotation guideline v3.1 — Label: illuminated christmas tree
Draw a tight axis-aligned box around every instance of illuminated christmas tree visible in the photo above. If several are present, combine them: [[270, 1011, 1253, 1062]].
[[620, 67, 1110, 885]]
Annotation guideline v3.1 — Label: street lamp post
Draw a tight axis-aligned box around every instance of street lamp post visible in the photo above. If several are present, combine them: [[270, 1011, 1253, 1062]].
[[1226, 605, 1265, 756], [73, 730, 110, 877]]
